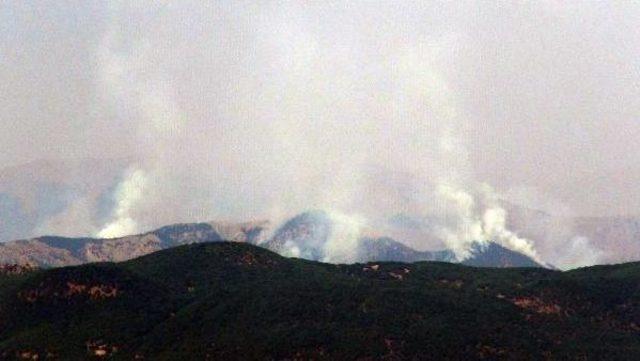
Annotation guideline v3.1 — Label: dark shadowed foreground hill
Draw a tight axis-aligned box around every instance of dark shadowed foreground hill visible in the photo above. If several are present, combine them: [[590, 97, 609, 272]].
[[0, 242, 639, 360]]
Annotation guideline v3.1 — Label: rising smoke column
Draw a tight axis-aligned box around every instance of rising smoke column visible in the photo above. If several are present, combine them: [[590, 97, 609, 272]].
[[321, 211, 367, 264], [90, 2, 546, 265], [412, 68, 543, 263], [434, 182, 543, 263], [97, 168, 147, 238], [94, 2, 186, 237]]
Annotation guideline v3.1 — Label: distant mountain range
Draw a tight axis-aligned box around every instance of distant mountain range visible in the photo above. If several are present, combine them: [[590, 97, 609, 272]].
[[0, 210, 544, 268], [0, 221, 268, 268], [3, 159, 640, 268]]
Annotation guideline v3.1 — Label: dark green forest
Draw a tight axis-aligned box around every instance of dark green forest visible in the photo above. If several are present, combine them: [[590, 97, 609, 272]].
[[1, 242, 639, 360]]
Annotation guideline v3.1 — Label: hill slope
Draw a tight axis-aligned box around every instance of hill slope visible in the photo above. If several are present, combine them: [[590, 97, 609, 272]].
[[0, 242, 639, 360]]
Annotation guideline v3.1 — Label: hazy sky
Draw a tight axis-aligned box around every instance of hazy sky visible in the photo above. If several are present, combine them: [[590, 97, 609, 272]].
[[1, 1, 640, 217]]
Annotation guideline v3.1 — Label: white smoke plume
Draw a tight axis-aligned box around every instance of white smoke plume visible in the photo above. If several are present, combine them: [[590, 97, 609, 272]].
[[86, 1, 551, 264], [3, 2, 640, 270], [555, 236, 604, 270], [97, 168, 147, 238], [435, 183, 542, 263], [322, 211, 367, 264], [95, 2, 191, 237]]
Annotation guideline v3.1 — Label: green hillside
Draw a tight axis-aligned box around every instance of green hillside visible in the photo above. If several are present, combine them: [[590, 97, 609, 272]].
[[0, 242, 639, 360]]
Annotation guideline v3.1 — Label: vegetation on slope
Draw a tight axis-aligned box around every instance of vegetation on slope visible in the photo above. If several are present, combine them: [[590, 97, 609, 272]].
[[0, 242, 638, 360]]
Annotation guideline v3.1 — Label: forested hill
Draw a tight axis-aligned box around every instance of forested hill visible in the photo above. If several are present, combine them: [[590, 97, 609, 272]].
[[0, 242, 639, 360]]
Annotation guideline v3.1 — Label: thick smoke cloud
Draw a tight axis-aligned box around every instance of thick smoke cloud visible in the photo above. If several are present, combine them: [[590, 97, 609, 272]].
[[90, 1, 544, 263], [2, 2, 639, 268]]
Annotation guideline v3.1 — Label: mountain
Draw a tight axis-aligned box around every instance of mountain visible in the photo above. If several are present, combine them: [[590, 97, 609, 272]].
[[0, 241, 639, 359], [355, 238, 544, 267], [386, 203, 640, 268], [461, 242, 544, 268], [504, 202, 640, 266], [4, 159, 640, 267], [262, 211, 457, 263], [263, 210, 332, 259], [0, 221, 269, 267], [262, 211, 542, 267], [0, 210, 543, 268], [356, 237, 456, 263]]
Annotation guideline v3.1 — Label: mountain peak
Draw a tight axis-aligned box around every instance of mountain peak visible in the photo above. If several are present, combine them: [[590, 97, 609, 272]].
[[462, 241, 545, 268]]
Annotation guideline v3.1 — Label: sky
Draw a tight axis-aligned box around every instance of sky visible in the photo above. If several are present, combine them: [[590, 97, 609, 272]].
[[2, 1, 640, 218], [1, 0, 639, 234]]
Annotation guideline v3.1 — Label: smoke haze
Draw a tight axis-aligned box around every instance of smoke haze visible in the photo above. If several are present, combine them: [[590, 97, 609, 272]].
[[2, 1, 640, 268]]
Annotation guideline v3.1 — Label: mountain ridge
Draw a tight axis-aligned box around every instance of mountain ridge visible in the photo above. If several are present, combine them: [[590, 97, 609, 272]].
[[0, 212, 545, 269]]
